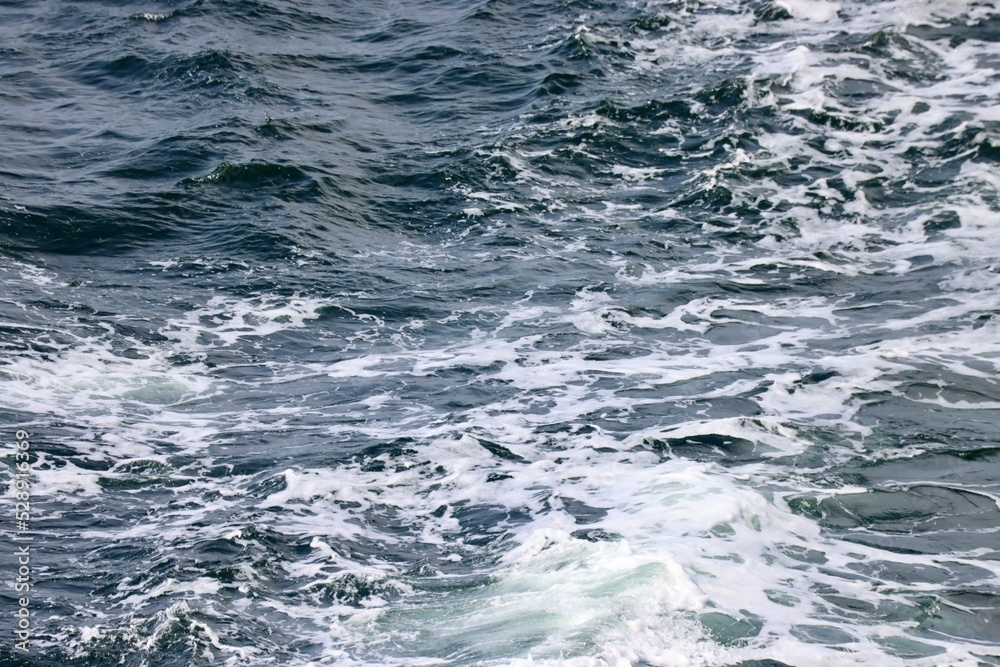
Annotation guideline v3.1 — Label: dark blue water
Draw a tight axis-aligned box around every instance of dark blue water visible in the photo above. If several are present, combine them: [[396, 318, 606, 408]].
[[2, 1, 1000, 665]]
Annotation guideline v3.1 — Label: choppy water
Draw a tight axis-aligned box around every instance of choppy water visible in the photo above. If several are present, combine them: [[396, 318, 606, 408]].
[[1, 0, 999, 665]]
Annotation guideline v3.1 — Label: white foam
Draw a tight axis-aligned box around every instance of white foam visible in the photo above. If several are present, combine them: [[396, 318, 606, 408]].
[[163, 294, 332, 348], [776, 0, 842, 22], [611, 165, 666, 182]]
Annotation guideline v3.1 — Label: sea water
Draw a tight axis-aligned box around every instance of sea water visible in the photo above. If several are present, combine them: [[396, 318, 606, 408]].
[[1, 0, 999, 665]]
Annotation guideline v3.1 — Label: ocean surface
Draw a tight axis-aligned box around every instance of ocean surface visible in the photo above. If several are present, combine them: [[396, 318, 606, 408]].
[[1, 0, 999, 665]]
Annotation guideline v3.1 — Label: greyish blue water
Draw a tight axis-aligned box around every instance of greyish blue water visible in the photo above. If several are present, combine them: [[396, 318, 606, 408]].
[[1, 0, 999, 665]]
